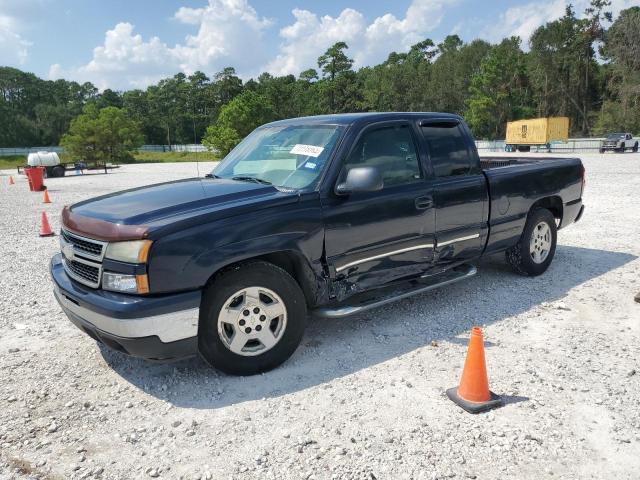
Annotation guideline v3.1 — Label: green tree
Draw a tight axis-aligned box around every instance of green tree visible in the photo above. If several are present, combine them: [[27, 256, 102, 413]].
[[202, 91, 275, 155], [317, 42, 361, 112], [358, 39, 434, 112], [466, 37, 533, 139], [212, 67, 243, 105], [60, 105, 143, 163], [596, 6, 640, 133], [427, 38, 491, 114], [286, 69, 320, 116], [254, 72, 298, 119], [94, 88, 123, 109], [528, 2, 611, 135]]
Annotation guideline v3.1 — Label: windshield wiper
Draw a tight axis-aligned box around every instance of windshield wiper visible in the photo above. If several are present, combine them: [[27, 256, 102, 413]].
[[231, 176, 272, 185]]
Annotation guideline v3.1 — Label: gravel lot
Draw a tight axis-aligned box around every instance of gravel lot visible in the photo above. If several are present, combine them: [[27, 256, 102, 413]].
[[1, 153, 639, 480]]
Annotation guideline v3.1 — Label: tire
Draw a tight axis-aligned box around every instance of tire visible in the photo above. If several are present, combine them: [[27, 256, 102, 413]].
[[198, 261, 307, 375], [618, 143, 625, 153], [506, 208, 557, 276], [633, 143, 638, 153], [599, 148, 605, 154], [52, 166, 65, 177]]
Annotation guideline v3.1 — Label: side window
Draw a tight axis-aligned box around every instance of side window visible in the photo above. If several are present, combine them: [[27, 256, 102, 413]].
[[421, 123, 474, 177], [343, 125, 421, 187]]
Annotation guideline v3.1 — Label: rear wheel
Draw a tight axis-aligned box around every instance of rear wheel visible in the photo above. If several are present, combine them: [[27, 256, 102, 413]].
[[633, 142, 638, 153], [198, 261, 307, 375], [506, 208, 557, 276], [51, 166, 65, 177]]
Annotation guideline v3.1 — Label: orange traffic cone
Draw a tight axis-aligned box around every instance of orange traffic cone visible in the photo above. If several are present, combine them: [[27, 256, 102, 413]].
[[446, 327, 503, 413], [43, 189, 51, 203], [39, 211, 54, 237], [8, 176, 14, 185]]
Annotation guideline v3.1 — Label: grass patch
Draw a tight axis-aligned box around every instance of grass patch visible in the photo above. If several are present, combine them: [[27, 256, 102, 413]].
[[0, 155, 25, 169], [0, 150, 219, 170], [132, 150, 219, 163]]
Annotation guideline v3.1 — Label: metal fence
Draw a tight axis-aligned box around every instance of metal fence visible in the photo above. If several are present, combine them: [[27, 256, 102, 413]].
[[475, 138, 605, 153], [0, 146, 65, 156], [136, 144, 208, 153], [0, 144, 208, 157], [1, 139, 608, 157]]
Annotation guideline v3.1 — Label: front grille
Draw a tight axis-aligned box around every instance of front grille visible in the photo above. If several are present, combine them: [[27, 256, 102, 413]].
[[63, 258, 101, 288], [60, 229, 107, 288], [62, 230, 106, 260]]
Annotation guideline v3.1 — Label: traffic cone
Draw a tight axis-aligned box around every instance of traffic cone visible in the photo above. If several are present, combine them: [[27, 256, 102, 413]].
[[8, 176, 14, 185], [446, 327, 503, 414], [39, 211, 54, 237], [43, 189, 51, 204]]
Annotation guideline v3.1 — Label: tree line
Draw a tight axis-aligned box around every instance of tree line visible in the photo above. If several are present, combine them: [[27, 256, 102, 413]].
[[0, 3, 638, 159]]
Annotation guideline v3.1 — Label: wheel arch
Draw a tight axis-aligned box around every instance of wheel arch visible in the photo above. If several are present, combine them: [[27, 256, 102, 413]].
[[529, 196, 563, 225], [202, 249, 323, 309]]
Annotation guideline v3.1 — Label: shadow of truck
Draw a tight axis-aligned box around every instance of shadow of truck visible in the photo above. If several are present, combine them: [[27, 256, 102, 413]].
[[99, 245, 636, 409]]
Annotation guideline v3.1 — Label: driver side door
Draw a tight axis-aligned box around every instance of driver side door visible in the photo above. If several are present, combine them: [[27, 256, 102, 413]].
[[320, 122, 436, 291]]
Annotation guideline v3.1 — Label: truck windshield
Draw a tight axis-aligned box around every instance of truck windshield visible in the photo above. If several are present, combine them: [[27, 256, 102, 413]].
[[212, 124, 344, 190], [606, 133, 625, 139]]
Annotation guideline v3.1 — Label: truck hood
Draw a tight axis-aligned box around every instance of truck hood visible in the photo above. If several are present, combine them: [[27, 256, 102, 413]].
[[65, 178, 297, 240]]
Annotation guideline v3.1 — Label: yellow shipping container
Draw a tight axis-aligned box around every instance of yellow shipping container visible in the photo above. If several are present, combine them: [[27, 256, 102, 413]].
[[505, 117, 569, 146]]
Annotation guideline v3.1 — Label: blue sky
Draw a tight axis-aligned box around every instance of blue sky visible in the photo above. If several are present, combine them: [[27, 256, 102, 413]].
[[0, 0, 634, 90]]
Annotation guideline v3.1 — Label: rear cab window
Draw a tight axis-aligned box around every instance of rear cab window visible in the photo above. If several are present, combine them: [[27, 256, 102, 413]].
[[420, 121, 476, 177]]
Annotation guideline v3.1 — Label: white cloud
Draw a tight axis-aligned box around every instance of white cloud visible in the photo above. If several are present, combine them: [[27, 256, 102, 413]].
[[0, 13, 32, 65], [266, 0, 454, 76], [265, 8, 366, 75], [482, 0, 638, 47], [50, 0, 272, 90], [172, 0, 272, 73], [47, 0, 638, 90]]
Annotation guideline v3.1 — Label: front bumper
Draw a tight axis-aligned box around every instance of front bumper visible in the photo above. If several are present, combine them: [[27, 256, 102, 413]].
[[51, 254, 200, 360]]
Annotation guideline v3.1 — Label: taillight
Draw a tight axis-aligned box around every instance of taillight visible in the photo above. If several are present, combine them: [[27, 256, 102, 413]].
[[581, 164, 586, 193]]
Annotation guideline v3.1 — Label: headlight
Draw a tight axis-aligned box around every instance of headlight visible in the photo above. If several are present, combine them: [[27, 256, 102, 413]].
[[104, 240, 152, 263], [102, 272, 149, 294]]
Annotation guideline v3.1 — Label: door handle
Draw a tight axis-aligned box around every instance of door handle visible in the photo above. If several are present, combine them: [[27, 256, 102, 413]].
[[415, 196, 433, 210]]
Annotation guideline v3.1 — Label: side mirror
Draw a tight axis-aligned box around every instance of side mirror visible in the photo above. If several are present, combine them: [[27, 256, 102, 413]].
[[336, 166, 384, 195]]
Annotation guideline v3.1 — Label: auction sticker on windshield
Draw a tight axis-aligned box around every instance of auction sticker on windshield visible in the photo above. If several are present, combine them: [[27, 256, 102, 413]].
[[290, 144, 324, 157]]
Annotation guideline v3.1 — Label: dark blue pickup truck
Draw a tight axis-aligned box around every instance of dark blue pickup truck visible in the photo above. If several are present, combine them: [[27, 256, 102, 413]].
[[51, 113, 585, 374]]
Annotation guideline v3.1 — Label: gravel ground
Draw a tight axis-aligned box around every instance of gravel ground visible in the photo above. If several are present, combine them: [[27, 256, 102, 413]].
[[1, 154, 639, 480]]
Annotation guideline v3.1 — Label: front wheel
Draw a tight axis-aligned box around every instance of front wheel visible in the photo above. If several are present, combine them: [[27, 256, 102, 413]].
[[633, 143, 638, 153], [198, 261, 307, 375], [506, 208, 557, 276]]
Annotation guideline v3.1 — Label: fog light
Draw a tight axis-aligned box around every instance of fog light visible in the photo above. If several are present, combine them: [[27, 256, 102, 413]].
[[103, 272, 142, 293]]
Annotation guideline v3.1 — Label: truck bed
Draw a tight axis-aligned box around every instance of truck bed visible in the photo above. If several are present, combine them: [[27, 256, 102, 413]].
[[479, 155, 584, 255]]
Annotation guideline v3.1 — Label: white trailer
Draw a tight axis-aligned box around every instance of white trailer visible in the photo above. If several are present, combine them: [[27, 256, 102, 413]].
[[19, 152, 117, 177], [27, 151, 66, 177]]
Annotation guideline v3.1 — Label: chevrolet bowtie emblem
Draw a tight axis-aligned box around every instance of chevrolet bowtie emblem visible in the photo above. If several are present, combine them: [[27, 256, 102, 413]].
[[62, 244, 75, 261]]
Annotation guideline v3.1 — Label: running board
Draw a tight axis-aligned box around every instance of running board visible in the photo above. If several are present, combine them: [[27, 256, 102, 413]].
[[313, 264, 477, 319]]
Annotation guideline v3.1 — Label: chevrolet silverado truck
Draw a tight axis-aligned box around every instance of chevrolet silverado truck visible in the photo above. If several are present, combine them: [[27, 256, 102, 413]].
[[599, 133, 638, 153], [51, 113, 585, 375]]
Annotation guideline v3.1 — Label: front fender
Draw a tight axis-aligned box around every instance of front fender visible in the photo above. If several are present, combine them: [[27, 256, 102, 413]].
[[147, 193, 324, 294]]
